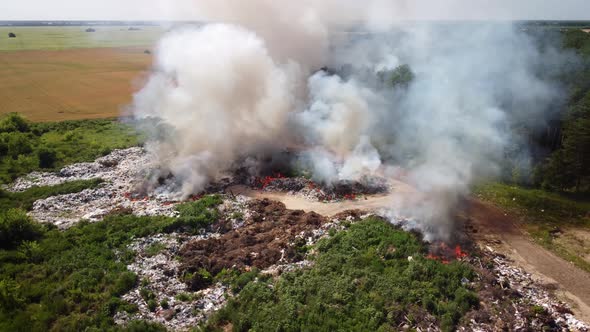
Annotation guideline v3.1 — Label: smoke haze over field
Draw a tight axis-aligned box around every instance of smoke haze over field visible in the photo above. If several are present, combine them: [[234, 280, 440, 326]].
[[132, 1, 573, 240]]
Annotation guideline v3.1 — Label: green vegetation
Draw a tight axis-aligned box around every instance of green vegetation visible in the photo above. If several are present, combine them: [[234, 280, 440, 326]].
[[380, 64, 415, 88], [0, 194, 223, 331], [533, 30, 590, 193], [475, 182, 589, 226], [0, 213, 170, 331], [0, 179, 103, 211], [0, 209, 44, 250], [475, 182, 590, 272], [204, 218, 477, 332], [0, 113, 141, 184], [144, 242, 166, 257], [170, 195, 223, 233], [0, 26, 163, 51]]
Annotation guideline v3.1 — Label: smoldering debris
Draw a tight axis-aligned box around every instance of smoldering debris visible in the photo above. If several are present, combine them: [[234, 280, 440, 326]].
[[252, 173, 389, 202]]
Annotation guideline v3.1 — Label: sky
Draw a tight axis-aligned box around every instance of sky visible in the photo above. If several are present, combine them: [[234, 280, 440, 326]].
[[2, 0, 590, 21]]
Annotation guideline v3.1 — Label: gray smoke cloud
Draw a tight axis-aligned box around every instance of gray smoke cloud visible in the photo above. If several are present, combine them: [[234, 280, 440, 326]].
[[132, 2, 571, 240]]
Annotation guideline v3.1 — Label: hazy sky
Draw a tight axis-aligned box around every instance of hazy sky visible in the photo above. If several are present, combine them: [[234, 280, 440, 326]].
[[2, 0, 590, 21]]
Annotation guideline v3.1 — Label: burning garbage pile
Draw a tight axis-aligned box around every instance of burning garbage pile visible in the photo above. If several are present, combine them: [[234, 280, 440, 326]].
[[426, 242, 470, 264], [248, 172, 390, 202]]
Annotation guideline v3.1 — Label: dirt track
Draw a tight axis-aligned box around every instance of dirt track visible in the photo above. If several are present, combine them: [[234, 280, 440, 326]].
[[228, 182, 590, 321], [466, 200, 590, 321]]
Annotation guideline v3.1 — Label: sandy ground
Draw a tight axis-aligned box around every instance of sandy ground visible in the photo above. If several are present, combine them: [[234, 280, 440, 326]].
[[226, 178, 416, 215], [228, 181, 590, 322]]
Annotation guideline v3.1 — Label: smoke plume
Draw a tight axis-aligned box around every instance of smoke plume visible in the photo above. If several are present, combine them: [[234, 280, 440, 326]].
[[132, 2, 571, 240]]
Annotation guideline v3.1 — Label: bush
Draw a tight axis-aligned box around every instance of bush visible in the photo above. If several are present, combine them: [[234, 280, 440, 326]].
[[37, 146, 57, 169], [0, 278, 24, 311], [147, 299, 157, 312], [0, 209, 44, 250], [169, 195, 223, 233], [0, 213, 175, 331], [113, 272, 137, 296], [0, 113, 29, 133]]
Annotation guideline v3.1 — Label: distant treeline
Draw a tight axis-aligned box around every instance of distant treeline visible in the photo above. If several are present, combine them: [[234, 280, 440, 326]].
[[528, 29, 590, 192]]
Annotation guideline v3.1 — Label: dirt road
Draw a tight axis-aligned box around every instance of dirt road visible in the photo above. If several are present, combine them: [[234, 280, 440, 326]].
[[466, 200, 590, 321], [228, 182, 590, 321]]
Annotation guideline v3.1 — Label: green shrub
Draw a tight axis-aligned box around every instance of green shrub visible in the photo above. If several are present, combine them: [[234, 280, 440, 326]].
[[37, 146, 57, 169], [113, 272, 137, 296], [0, 278, 24, 311], [147, 299, 157, 312], [145, 242, 166, 257], [169, 195, 223, 233], [0, 113, 30, 133], [0, 117, 142, 184], [0, 213, 175, 331], [0, 209, 44, 249]]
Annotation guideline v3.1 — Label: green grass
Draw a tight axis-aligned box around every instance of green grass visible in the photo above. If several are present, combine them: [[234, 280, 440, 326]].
[[474, 182, 589, 226], [0, 213, 173, 331], [204, 218, 477, 332], [170, 195, 223, 233], [475, 182, 590, 272], [0, 26, 164, 51], [0, 114, 143, 184], [0, 179, 104, 211]]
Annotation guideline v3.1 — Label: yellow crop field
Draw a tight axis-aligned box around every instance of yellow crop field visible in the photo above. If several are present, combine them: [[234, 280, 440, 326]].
[[0, 26, 164, 51], [0, 47, 153, 121]]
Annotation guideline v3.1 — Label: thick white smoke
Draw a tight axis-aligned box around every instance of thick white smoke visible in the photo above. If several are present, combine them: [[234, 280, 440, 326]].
[[132, 3, 571, 239], [133, 24, 295, 197]]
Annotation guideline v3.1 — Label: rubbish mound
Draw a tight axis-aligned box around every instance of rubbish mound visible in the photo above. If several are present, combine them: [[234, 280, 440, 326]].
[[7, 148, 179, 228]]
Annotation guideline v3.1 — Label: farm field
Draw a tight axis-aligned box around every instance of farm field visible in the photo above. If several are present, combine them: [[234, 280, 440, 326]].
[[0, 46, 152, 121], [0, 26, 164, 51]]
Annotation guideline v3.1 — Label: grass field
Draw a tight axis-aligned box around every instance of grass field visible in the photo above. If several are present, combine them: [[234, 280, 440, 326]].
[[475, 182, 590, 272], [0, 26, 163, 51], [0, 47, 152, 121], [0, 26, 162, 121]]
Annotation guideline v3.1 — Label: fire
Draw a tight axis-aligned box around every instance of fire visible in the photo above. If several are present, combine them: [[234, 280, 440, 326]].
[[343, 193, 357, 200], [454, 245, 468, 259], [258, 173, 285, 189], [426, 242, 468, 264]]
